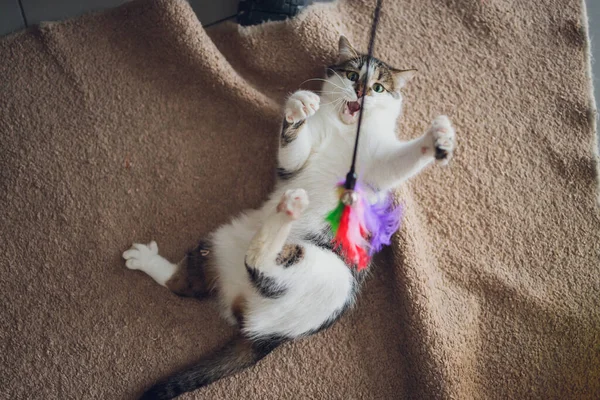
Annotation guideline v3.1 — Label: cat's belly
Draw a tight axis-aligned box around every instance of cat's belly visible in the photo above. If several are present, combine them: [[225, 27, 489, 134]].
[[210, 211, 354, 337], [265, 173, 345, 239], [242, 244, 353, 338]]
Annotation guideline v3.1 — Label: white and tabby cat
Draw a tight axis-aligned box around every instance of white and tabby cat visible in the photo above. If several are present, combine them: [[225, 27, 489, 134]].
[[123, 36, 456, 400]]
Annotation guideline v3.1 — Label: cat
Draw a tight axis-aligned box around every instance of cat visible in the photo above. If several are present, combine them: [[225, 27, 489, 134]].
[[123, 35, 456, 400]]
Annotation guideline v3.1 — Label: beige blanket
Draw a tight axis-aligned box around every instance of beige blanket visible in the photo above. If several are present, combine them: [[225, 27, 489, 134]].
[[1, 0, 598, 398]]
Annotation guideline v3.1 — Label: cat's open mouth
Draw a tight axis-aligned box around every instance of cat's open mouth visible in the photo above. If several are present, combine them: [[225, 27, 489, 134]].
[[341, 100, 361, 124]]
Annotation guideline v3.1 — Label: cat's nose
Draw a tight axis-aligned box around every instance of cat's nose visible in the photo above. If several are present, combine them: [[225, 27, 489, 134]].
[[356, 88, 364, 97]]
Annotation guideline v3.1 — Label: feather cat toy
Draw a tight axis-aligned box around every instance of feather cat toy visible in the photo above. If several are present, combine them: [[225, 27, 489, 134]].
[[325, 0, 403, 270]]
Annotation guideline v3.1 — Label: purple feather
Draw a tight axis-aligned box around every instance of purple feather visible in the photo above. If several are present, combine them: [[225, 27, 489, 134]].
[[330, 179, 404, 258], [362, 191, 403, 256]]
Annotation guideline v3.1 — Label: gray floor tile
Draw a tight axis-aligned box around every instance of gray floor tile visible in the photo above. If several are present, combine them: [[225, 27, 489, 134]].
[[17, 0, 237, 29], [20, 0, 127, 25], [0, 0, 25, 36], [189, 0, 239, 25]]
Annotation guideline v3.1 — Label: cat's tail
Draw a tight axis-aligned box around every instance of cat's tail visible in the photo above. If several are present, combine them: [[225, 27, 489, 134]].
[[139, 334, 285, 400]]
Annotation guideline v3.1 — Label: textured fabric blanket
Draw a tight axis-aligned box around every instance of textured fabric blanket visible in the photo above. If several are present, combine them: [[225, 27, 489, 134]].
[[1, 0, 598, 398]]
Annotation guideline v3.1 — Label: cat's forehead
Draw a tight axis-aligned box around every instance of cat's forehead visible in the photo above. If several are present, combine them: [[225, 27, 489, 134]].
[[332, 56, 391, 72], [328, 56, 396, 87]]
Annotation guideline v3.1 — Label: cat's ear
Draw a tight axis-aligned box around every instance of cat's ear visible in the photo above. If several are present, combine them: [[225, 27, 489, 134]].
[[391, 68, 417, 89], [338, 35, 357, 62]]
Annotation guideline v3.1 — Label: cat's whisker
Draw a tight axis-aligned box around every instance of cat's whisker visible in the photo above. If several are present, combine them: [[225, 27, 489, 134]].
[[318, 91, 354, 100], [314, 88, 342, 93], [317, 86, 354, 101], [320, 98, 346, 107], [301, 78, 347, 92], [332, 97, 347, 113], [300, 78, 335, 86], [326, 69, 350, 88], [319, 99, 340, 107], [319, 97, 345, 104], [315, 90, 345, 96]]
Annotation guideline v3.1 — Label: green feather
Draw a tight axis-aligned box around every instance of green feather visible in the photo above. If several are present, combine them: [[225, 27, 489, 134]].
[[325, 201, 345, 235]]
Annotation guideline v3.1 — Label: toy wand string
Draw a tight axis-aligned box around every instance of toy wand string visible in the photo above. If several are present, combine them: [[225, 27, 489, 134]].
[[346, 0, 382, 192], [325, 0, 403, 270]]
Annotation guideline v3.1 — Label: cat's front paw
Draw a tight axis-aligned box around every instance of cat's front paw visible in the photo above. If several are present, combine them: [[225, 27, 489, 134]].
[[284, 91, 320, 124], [426, 115, 456, 165], [122, 241, 159, 270], [277, 189, 309, 220]]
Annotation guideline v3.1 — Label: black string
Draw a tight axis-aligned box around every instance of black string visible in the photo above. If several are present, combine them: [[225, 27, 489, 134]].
[[345, 0, 383, 190]]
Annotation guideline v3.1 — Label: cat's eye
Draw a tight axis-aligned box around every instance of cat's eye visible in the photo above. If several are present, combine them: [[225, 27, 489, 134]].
[[373, 83, 385, 93], [346, 71, 359, 82]]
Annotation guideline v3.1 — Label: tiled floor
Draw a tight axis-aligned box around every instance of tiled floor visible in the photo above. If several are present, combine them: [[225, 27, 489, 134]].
[[0, 0, 598, 117], [0, 0, 25, 35], [0, 0, 238, 35]]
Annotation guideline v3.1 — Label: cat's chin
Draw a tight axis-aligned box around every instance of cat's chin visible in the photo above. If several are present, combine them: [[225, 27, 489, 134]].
[[340, 100, 361, 125]]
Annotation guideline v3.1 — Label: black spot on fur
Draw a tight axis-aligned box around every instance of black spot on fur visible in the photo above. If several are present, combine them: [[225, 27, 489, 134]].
[[166, 239, 216, 299], [280, 120, 305, 147], [245, 261, 287, 298], [276, 244, 305, 268], [304, 229, 369, 285], [304, 228, 348, 263], [186, 239, 212, 265], [435, 146, 448, 160], [299, 230, 365, 336], [276, 166, 300, 180], [304, 230, 334, 251]]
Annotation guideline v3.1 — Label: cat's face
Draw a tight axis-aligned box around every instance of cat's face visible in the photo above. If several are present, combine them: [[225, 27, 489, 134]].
[[322, 36, 415, 125]]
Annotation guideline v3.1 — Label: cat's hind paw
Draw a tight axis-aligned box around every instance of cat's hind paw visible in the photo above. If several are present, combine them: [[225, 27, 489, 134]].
[[284, 91, 320, 124], [427, 115, 456, 165], [122, 241, 159, 270], [277, 189, 309, 220]]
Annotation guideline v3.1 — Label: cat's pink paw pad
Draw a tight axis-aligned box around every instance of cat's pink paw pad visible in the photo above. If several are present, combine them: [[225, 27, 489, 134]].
[[285, 91, 320, 123], [277, 189, 309, 220]]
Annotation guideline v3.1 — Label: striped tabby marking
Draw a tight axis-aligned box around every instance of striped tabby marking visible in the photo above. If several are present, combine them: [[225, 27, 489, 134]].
[[276, 244, 305, 268], [245, 261, 287, 298], [280, 120, 305, 147]]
